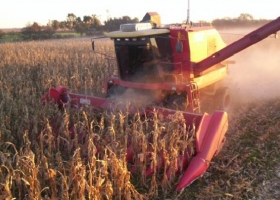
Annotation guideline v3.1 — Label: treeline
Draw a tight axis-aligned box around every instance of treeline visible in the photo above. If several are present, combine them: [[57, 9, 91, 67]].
[[52, 13, 139, 35], [0, 13, 273, 42], [212, 13, 271, 28], [0, 13, 139, 41]]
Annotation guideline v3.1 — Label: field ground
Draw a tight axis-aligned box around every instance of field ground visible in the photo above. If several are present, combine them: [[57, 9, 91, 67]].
[[0, 27, 280, 199]]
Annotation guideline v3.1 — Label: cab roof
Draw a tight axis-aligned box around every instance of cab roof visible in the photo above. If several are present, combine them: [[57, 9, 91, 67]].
[[104, 28, 170, 38]]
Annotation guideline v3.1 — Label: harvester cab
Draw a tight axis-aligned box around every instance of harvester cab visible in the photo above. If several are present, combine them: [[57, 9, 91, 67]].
[[93, 12, 233, 113]]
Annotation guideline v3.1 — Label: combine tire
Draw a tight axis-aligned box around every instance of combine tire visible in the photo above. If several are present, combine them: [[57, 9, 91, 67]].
[[214, 87, 231, 111]]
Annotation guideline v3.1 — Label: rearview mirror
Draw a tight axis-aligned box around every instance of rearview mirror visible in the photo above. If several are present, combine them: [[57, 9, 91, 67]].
[[176, 41, 183, 53]]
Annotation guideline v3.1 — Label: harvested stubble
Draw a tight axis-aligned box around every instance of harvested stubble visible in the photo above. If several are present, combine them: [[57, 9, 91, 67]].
[[0, 39, 195, 199]]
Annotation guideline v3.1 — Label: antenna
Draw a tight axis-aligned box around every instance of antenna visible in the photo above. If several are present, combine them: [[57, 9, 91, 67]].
[[186, 0, 190, 24], [106, 9, 110, 21]]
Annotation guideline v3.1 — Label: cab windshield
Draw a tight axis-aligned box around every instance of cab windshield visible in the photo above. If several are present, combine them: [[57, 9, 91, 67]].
[[114, 35, 173, 82]]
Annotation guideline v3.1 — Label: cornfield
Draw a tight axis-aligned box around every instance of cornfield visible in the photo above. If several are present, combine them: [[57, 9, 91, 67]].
[[1, 34, 280, 200], [0, 38, 197, 200]]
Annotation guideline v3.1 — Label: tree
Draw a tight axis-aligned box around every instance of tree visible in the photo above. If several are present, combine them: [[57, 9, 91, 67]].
[[238, 13, 254, 21], [73, 14, 103, 35], [59, 21, 67, 30], [103, 16, 139, 31], [74, 23, 87, 36], [83, 15, 93, 24], [0, 30, 5, 38], [42, 26, 55, 39], [67, 13, 77, 30], [122, 16, 131, 23], [51, 20, 60, 31], [21, 22, 55, 40], [67, 13, 77, 22], [21, 22, 42, 39], [26, 22, 42, 32], [91, 15, 102, 30], [76, 17, 82, 23]]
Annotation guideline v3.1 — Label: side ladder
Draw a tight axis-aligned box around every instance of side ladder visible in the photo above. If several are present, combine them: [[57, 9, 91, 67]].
[[189, 82, 200, 113]]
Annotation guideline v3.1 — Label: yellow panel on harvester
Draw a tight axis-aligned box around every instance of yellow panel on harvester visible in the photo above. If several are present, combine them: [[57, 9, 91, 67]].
[[188, 28, 226, 63]]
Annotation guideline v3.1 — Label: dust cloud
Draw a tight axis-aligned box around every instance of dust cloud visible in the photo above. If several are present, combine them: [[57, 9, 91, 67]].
[[220, 27, 280, 108], [110, 88, 161, 111]]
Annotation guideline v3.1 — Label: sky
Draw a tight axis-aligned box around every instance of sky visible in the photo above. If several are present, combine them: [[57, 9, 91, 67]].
[[0, 0, 279, 29]]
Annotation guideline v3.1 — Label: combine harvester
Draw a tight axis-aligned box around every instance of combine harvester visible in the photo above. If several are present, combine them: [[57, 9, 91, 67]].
[[42, 12, 280, 191]]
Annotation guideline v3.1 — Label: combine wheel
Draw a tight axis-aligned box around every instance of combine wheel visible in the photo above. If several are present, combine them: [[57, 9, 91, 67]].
[[214, 87, 231, 111]]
